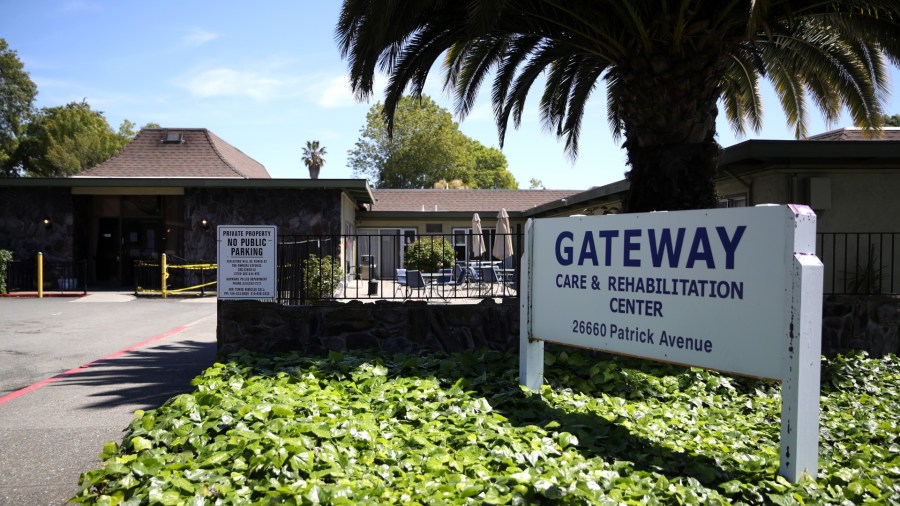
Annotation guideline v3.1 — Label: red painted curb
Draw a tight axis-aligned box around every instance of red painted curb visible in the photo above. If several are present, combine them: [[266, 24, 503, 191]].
[[0, 293, 88, 298], [0, 324, 189, 406]]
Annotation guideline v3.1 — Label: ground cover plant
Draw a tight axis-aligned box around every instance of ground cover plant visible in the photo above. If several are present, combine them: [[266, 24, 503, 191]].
[[73, 349, 900, 504]]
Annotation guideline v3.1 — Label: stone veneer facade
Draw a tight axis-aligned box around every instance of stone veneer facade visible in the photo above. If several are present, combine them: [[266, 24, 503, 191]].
[[822, 295, 900, 357], [0, 187, 77, 262], [0, 186, 345, 272], [182, 188, 344, 261], [218, 296, 899, 359], [218, 298, 520, 356]]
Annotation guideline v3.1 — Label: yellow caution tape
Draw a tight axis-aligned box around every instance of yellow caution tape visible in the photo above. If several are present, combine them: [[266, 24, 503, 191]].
[[168, 281, 218, 293]]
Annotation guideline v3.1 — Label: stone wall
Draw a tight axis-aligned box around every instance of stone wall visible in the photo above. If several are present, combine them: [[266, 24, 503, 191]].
[[822, 295, 900, 357], [0, 187, 74, 261], [219, 295, 900, 359], [218, 299, 519, 356], [184, 188, 344, 261]]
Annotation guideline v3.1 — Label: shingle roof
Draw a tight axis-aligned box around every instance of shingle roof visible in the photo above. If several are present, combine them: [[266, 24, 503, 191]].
[[75, 128, 270, 178], [805, 127, 900, 141], [370, 188, 581, 213]]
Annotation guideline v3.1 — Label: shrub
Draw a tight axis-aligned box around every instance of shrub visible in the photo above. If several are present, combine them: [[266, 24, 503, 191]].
[[0, 249, 11, 294], [71, 350, 900, 505], [404, 236, 456, 272], [302, 254, 343, 300]]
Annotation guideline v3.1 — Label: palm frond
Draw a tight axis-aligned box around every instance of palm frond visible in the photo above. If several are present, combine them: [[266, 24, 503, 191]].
[[720, 48, 763, 137], [445, 36, 509, 121], [604, 72, 625, 141], [764, 57, 807, 138]]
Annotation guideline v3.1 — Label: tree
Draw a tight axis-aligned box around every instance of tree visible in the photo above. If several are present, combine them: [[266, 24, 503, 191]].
[[0, 38, 38, 177], [529, 178, 546, 190], [885, 115, 900, 127], [302, 140, 327, 179], [349, 95, 473, 188], [12, 100, 129, 177], [337, 1, 900, 212], [433, 178, 468, 189], [349, 95, 516, 188], [469, 140, 517, 189]]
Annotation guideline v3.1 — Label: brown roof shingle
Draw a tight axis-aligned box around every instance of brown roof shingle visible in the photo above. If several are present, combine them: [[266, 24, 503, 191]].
[[806, 127, 900, 141], [75, 128, 270, 178], [370, 188, 581, 213]]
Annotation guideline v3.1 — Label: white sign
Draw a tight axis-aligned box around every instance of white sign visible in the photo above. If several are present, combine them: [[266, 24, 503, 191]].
[[519, 205, 823, 482], [217, 225, 277, 299]]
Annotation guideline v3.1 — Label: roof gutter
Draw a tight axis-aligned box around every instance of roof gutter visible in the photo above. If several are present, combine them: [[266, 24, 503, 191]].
[[720, 168, 753, 205]]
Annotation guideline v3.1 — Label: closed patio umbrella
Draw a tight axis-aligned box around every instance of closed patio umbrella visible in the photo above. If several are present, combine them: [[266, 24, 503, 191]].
[[471, 213, 486, 260], [493, 208, 513, 261]]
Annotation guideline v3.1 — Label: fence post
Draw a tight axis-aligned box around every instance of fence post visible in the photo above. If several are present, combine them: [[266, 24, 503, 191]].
[[161, 253, 167, 299], [37, 252, 43, 298]]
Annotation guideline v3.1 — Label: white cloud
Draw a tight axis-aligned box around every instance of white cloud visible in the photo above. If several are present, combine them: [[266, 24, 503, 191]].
[[308, 73, 388, 109], [312, 76, 357, 108], [183, 28, 219, 46], [180, 68, 285, 101]]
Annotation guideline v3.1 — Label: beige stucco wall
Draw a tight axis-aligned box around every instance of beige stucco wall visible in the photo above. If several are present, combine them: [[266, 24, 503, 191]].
[[722, 168, 900, 233], [814, 171, 900, 232]]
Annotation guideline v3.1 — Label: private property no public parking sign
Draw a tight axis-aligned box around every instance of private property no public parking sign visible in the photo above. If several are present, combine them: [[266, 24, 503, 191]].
[[217, 225, 277, 299], [518, 205, 823, 482]]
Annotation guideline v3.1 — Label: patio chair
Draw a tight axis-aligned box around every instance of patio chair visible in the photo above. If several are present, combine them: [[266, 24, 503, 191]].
[[480, 265, 515, 296], [467, 265, 486, 295], [431, 265, 467, 299], [405, 270, 433, 299], [394, 268, 408, 297]]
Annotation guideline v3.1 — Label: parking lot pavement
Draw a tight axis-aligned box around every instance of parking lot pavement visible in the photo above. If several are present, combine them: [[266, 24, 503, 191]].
[[0, 293, 218, 505]]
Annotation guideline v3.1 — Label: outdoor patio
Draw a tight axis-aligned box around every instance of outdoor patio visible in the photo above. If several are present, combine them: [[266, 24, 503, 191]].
[[337, 275, 517, 304]]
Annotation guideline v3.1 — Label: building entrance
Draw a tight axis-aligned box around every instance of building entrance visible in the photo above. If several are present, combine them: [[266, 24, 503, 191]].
[[89, 195, 181, 287]]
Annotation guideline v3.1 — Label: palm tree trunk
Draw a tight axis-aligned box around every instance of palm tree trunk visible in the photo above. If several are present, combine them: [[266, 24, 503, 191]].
[[618, 51, 721, 213]]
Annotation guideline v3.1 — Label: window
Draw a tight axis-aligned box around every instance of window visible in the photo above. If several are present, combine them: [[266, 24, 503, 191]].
[[451, 227, 496, 261], [425, 223, 443, 233], [162, 132, 184, 144], [717, 194, 748, 208], [357, 228, 417, 279]]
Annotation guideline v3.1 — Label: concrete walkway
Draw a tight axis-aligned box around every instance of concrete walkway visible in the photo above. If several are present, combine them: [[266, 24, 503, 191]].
[[0, 293, 218, 505]]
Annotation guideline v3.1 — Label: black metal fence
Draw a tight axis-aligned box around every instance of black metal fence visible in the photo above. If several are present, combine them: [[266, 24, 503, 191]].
[[3, 258, 87, 294], [817, 233, 898, 295], [276, 232, 522, 305], [279, 231, 899, 304], [277, 236, 340, 305]]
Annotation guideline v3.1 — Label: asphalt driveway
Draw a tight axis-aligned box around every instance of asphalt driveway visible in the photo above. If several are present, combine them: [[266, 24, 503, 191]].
[[0, 293, 218, 505]]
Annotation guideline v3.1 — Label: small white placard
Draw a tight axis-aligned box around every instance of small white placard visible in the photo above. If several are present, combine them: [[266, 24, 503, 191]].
[[217, 225, 277, 299]]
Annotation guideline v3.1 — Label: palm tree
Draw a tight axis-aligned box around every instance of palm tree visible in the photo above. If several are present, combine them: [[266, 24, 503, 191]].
[[302, 140, 327, 179], [337, 1, 900, 212]]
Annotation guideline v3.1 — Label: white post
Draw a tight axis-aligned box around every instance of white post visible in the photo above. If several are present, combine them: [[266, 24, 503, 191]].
[[779, 205, 823, 482], [519, 219, 544, 390]]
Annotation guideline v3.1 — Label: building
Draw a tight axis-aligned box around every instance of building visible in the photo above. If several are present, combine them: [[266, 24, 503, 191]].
[[0, 128, 373, 287], [2, 126, 898, 292]]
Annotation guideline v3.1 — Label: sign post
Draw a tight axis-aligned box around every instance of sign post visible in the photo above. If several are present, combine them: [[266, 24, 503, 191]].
[[519, 205, 822, 482], [217, 225, 277, 300]]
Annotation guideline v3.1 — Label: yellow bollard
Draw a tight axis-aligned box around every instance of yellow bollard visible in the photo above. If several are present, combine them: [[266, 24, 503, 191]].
[[161, 253, 167, 299], [37, 252, 43, 298]]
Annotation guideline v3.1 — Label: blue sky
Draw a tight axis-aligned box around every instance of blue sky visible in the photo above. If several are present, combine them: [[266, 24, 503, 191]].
[[5, 1, 900, 189]]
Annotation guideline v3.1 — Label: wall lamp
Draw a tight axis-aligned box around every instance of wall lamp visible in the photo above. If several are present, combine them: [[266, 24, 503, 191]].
[[42, 217, 52, 229], [200, 219, 210, 231]]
